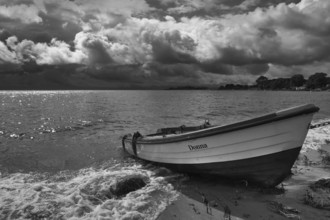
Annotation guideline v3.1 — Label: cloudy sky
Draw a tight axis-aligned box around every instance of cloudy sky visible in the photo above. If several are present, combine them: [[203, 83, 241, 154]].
[[0, 0, 330, 89]]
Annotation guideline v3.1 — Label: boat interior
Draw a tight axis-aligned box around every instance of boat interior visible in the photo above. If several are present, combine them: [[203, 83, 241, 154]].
[[147, 120, 212, 136]]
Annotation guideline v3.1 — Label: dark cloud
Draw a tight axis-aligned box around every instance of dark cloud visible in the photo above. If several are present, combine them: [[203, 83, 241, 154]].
[[142, 62, 206, 87], [217, 47, 265, 66], [1, 0, 330, 89], [0, 63, 21, 75], [0, 64, 126, 89], [147, 62, 198, 78], [77, 61, 206, 88], [199, 61, 269, 76], [0, 4, 82, 44], [244, 64, 270, 75], [150, 35, 197, 64], [199, 62, 234, 75], [0, 64, 77, 90], [143, 0, 302, 18], [81, 37, 113, 65], [0, 29, 11, 42], [37, 14, 82, 42], [84, 64, 144, 82], [82, 11, 128, 30]]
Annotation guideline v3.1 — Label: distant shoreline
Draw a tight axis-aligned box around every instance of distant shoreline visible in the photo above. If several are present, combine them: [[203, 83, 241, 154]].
[[0, 88, 330, 91]]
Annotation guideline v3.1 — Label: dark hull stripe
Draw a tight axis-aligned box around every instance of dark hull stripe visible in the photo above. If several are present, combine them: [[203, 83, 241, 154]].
[[150, 147, 302, 187]]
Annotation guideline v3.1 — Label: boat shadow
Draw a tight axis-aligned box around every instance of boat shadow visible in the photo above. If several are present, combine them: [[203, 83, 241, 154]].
[[142, 161, 288, 219]]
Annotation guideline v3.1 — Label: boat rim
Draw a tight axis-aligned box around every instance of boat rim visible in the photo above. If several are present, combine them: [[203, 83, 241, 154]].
[[126, 103, 319, 144]]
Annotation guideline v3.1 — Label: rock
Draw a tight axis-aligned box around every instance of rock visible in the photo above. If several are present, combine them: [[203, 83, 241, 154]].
[[310, 178, 330, 191], [304, 178, 330, 210], [267, 201, 300, 219], [110, 175, 147, 198], [33, 185, 43, 192], [303, 189, 330, 210]]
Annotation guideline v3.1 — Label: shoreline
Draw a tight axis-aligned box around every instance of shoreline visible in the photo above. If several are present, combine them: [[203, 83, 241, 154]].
[[157, 143, 330, 220]]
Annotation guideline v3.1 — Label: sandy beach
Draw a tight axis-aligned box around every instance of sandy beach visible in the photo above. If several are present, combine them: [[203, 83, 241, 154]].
[[158, 141, 330, 220]]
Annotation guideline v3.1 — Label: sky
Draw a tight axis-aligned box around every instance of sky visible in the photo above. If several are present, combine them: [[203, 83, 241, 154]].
[[0, 0, 330, 89]]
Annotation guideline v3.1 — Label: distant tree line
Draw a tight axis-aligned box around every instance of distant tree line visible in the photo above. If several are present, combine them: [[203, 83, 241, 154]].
[[218, 72, 330, 91]]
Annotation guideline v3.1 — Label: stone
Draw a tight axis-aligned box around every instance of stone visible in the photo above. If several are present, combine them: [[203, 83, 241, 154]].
[[110, 175, 147, 198]]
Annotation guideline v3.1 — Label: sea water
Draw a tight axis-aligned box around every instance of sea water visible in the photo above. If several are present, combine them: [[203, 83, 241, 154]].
[[0, 90, 329, 219]]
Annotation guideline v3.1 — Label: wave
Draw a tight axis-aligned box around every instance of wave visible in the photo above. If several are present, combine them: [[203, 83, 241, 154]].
[[303, 118, 330, 152], [0, 161, 179, 220]]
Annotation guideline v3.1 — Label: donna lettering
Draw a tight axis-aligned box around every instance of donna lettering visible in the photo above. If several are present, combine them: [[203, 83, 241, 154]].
[[188, 144, 208, 150]]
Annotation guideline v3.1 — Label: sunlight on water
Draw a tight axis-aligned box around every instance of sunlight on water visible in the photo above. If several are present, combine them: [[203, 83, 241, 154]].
[[0, 90, 95, 95]]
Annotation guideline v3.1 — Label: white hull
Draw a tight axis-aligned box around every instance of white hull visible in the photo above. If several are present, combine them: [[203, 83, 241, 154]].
[[122, 104, 319, 187], [124, 114, 312, 164]]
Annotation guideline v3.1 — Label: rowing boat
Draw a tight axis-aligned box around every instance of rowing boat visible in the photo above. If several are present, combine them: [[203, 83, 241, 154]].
[[122, 104, 319, 187]]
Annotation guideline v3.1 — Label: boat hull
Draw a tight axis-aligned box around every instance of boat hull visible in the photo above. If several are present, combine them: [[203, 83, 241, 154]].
[[122, 104, 319, 187], [124, 114, 312, 164], [152, 147, 301, 187]]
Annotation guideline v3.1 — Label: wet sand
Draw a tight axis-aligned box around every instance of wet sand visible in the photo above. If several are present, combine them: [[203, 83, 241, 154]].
[[158, 143, 330, 220]]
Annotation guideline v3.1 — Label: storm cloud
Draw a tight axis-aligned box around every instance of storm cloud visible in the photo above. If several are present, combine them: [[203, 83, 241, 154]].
[[0, 0, 330, 89]]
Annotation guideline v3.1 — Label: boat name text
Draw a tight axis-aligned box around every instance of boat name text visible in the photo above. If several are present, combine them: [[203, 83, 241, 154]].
[[188, 144, 208, 151]]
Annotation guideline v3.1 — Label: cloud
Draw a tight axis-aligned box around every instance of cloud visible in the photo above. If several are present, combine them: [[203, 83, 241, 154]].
[[78, 0, 151, 16], [138, 0, 329, 70], [1, 0, 330, 88], [135, 1, 330, 69], [1, 36, 87, 66], [4, 0, 330, 68], [101, 0, 330, 83], [0, 0, 83, 44], [74, 31, 151, 65], [221, 0, 330, 65], [236, 0, 261, 10], [144, 0, 301, 17], [266, 61, 330, 79], [32, 39, 87, 65], [0, 1, 43, 24], [74, 33, 114, 65], [0, 40, 18, 65], [33, 0, 47, 14], [146, 29, 197, 64], [6, 0, 327, 70]]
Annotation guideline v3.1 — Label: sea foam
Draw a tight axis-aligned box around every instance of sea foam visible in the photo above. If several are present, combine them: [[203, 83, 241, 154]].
[[0, 162, 179, 220], [303, 118, 330, 152]]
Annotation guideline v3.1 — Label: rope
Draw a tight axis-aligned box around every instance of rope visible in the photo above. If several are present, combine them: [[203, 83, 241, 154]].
[[309, 120, 330, 129], [122, 135, 128, 152], [132, 132, 142, 156]]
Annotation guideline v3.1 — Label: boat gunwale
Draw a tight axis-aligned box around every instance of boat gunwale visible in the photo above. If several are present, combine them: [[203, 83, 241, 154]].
[[127, 104, 319, 144]]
